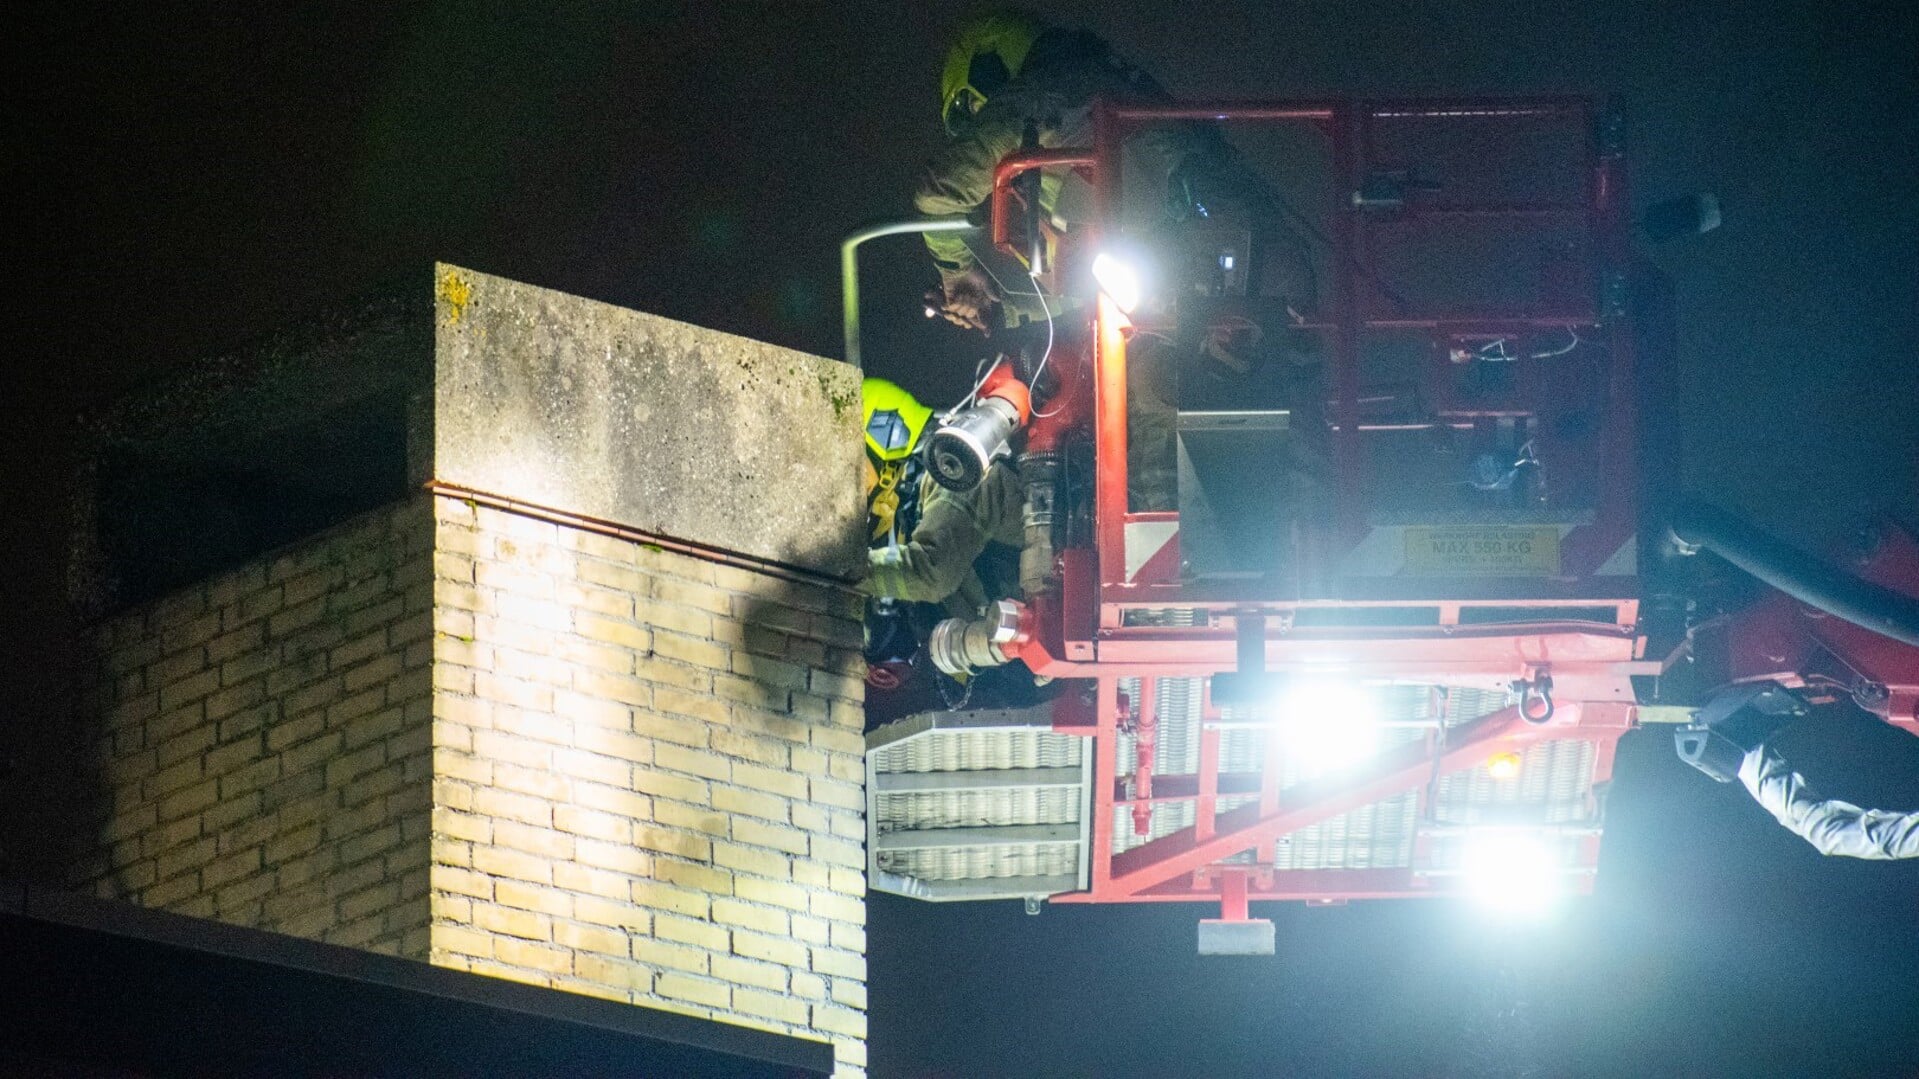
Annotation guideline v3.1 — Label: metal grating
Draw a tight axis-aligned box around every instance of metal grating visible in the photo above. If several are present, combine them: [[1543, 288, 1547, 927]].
[[870, 728, 1082, 774], [1272, 792, 1420, 870], [877, 788, 1083, 834], [878, 844, 1082, 882], [866, 707, 1094, 901], [1433, 738, 1597, 825]]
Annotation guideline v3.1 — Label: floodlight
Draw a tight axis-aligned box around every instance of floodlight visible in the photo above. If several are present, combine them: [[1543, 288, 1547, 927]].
[[1460, 831, 1565, 916], [1274, 680, 1380, 776], [1091, 251, 1143, 314]]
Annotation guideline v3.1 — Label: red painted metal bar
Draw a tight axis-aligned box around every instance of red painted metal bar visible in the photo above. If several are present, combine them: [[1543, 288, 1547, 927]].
[[1057, 861, 1601, 902], [1090, 623, 1640, 653], [1088, 100, 1129, 595], [1093, 295, 1131, 592], [989, 148, 1097, 260], [1099, 592, 1638, 612], [1219, 871, 1251, 922], [1101, 705, 1528, 898], [1027, 664, 1646, 708], [1080, 631, 1645, 689], [1055, 867, 1419, 903]]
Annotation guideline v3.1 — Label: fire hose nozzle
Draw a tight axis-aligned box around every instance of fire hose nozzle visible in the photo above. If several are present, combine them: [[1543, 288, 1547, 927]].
[[926, 367, 1031, 492]]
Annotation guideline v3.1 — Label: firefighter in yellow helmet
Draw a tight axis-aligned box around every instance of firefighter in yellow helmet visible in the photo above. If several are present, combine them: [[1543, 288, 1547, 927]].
[[861, 377, 1032, 707], [918, 13, 1322, 513], [860, 377, 1026, 700], [918, 11, 1165, 333]]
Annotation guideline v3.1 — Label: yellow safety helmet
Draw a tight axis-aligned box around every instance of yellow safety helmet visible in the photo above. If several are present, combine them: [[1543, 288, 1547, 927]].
[[939, 11, 1043, 134], [863, 378, 934, 544], [862, 377, 934, 463]]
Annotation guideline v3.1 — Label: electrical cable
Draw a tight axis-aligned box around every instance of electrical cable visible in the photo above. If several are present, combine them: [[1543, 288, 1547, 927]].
[[1027, 269, 1062, 417], [1529, 326, 1581, 359], [942, 355, 1003, 423], [959, 234, 1043, 301]]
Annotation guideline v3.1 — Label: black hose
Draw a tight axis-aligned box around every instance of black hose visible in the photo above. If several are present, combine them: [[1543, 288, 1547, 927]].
[[1669, 501, 1919, 648]]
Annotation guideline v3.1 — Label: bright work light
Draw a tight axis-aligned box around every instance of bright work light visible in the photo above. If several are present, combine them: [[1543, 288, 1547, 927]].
[[1460, 831, 1565, 916], [1486, 751, 1523, 781], [1092, 251, 1143, 314], [1273, 680, 1380, 776]]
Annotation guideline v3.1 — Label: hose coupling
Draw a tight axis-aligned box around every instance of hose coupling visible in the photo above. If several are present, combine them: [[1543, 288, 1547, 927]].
[[928, 599, 1026, 677]]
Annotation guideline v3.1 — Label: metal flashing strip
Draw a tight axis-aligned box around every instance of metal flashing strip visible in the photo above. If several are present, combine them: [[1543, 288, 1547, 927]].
[[427, 482, 855, 589]]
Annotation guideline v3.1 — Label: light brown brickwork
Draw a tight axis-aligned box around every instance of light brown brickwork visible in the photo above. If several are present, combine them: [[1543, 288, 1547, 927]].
[[75, 492, 868, 1076], [75, 497, 437, 958], [429, 496, 867, 1076]]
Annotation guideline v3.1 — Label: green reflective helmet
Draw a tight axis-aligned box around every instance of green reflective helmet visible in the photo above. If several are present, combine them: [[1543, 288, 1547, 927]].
[[862, 378, 934, 463], [939, 11, 1042, 134]]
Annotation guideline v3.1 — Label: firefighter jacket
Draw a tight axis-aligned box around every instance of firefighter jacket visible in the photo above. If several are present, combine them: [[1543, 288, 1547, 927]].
[[862, 460, 1025, 609], [1739, 743, 1919, 859], [913, 30, 1193, 325]]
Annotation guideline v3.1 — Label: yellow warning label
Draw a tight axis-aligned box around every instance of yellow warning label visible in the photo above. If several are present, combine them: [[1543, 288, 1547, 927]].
[[1403, 526, 1561, 576]]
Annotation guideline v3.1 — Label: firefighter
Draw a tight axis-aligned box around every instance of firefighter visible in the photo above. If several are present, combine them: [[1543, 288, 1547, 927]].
[[861, 378, 1032, 703], [860, 377, 937, 685], [919, 13, 1180, 510], [916, 11, 1317, 510], [917, 11, 1167, 332], [919, 11, 1316, 326]]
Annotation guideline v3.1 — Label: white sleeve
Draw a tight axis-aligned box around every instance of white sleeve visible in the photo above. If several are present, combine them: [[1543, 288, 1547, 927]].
[[1738, 745, 1919, 860]]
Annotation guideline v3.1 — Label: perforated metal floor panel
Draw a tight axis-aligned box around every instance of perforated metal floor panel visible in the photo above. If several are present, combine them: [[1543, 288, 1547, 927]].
[[866, 705, 1092, 902]]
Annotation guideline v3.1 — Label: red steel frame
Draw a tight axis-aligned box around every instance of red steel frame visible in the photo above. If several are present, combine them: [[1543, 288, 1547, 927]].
[[985, 98, 1657, 907], [1712, 521, 1919, 736]]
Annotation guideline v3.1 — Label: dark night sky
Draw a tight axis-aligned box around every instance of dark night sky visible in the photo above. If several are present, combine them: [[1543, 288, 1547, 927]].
[[8, 2, 1919, 1076]]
